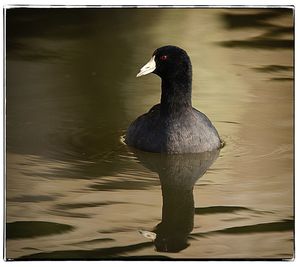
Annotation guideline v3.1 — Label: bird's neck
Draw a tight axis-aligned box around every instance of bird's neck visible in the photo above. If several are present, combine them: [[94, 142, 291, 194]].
[[160, 75, 192, 116]]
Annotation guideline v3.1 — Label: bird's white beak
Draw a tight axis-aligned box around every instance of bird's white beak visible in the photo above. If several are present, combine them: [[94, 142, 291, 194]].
[[136, 56, 156, 77]]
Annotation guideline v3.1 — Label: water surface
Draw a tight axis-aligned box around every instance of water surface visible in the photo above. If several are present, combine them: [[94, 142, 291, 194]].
[[6, 8, 294, 259]]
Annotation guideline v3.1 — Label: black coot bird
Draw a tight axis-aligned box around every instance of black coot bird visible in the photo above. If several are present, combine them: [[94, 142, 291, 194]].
[[125, 45, 221, 154]]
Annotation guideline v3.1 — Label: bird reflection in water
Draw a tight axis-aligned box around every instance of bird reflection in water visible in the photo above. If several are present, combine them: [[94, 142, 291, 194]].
[[132, 149, 219, 253]]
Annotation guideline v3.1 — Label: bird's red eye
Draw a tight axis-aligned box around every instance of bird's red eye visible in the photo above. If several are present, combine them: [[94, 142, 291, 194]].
[[160, 55, 168, 61]]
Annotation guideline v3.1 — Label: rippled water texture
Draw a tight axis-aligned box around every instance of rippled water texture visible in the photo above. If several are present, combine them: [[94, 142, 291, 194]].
[[6, 8, 294, 259]]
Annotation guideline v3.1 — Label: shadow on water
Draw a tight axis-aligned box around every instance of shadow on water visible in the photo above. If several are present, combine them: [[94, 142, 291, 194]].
[[219, 8, 294, 49], [270, 77, 293, 81], [251, 64, 293, 82], [221, 9, 290, 29], [219, 38, 293, 50], [5, 10, 168, 177], [252, 65, 293, 73], [192, 219, 293, 237], [6, 8, 161, 179], [6, 221, 74, 239], [18, 241, 160, 260], [134, 149, 220, 253], [195, 206, 254, 215], [7, 195, 58, 203], [6, 8, 149, 61]]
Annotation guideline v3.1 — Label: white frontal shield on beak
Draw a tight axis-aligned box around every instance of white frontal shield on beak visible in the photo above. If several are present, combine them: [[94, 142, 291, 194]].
[[136, 56, 156, 77]]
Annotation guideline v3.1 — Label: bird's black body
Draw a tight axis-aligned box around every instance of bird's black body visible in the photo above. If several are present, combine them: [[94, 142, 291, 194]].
[[125, 45, 221, 154]]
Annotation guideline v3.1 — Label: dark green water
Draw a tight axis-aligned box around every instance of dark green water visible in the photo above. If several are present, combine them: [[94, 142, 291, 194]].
[[6, 8, 294, 259]]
